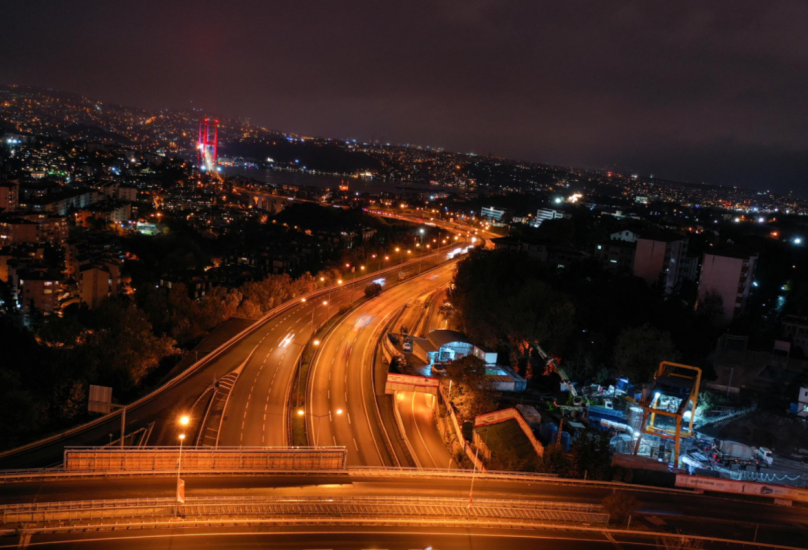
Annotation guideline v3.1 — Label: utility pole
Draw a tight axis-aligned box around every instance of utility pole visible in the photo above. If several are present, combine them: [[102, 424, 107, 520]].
[[468, 446, 479, 509]]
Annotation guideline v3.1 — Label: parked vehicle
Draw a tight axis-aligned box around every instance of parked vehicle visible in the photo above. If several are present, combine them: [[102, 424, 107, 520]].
[[713, 440, 773, 467]]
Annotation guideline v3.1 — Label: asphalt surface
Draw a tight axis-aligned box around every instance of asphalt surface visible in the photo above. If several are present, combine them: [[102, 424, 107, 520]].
[[2, 474, 808, 547], [398, 390, 453, 469], [3, 527, 790, 550], [0, 243, 462, 470], [307, 261, 457, 466], [1, 473, 803, 524], [215, 296, 336, 448]]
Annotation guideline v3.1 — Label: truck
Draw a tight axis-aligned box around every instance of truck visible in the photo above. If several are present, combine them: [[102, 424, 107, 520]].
[[713, 440, 773, 467]]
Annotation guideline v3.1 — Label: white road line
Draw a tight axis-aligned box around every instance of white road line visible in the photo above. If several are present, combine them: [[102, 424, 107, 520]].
[[353, 438, 359, 451], [347, 412, 352, 425]]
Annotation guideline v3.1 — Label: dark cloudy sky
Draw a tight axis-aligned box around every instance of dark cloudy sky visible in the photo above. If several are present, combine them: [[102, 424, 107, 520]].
[[2, 1, 807, 193]]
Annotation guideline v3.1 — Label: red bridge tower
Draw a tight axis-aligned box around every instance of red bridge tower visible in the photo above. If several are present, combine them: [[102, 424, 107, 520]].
[[197, 118, 219, 171]]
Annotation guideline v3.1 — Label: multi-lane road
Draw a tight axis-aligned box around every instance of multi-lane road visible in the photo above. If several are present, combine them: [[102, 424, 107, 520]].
[[0, 217, 468, 469], [307, 260, 457, 465]]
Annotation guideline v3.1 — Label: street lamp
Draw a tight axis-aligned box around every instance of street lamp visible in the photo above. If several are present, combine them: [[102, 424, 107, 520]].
[[176, 430, 187, 516], [302, 298, 329, 334], [300, 408, 343, 446]]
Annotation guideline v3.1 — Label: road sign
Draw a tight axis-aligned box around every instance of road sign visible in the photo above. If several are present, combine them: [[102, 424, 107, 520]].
[[88, 385, 113, 414]]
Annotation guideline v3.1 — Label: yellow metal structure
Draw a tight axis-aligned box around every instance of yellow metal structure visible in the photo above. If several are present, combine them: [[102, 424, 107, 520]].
[[632, 361, 702, 465]]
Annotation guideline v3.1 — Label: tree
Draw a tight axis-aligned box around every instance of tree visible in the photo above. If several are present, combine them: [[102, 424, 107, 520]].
[[655, 535, 705, 549], [0, 369, 45, 450], [448, 250, 575, 378], [86, 299, 178, 389], [536, 444, 572, 476], [568, 432, 613, 480], [614, 324, 680, 383], [444, 356, 497, 420], [696, 291, 724, 328], [364, 282, 383, 298], [602, 492, 639, 525]]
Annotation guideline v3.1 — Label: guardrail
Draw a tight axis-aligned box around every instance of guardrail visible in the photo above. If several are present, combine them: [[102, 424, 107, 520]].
[[1, 495, 608, 527], [0, 229, 470, 466], [0, 465, 564, 484]]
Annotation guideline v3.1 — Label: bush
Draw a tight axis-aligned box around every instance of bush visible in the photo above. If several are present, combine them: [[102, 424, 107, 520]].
[[364, 282, 383, 298], [602, 491, 639, 525]]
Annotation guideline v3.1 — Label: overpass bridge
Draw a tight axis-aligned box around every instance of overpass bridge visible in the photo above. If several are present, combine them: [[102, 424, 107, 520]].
[[1, 464, 807, 549]]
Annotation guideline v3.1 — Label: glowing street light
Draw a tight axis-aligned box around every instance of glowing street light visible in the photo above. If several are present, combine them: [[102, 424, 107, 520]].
[[299, 408, 344, 446], [176, 430, 187, 515]]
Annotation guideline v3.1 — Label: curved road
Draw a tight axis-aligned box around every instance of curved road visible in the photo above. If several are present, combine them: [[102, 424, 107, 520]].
[[307, 261, 457, 466], [398, 390, 453, 469], [0, 232, 464, 469]]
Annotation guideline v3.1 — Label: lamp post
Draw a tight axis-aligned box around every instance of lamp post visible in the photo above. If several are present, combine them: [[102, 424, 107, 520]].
[[298, 408, 343, 446], [175, 414, 189, 516], [301, 298, 329, 336]]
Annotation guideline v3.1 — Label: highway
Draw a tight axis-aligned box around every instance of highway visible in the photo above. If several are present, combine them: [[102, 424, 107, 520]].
[[4, 527, 793, 550], [397, 390, 453, 469], [2, 473, 808, 547], [0, 282, 359, 467], [215, 300, 331, 447], [0, 221, 466, 469], [395, 284, 455, 469], [306, 260, 457, 465]]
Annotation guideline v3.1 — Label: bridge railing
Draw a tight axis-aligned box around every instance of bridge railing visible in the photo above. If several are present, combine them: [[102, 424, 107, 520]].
[[64, 446, 347, 472], [1, 495, 608, 526]]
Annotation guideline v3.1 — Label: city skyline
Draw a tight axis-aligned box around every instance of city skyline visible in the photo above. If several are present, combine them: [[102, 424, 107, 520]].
[[2, 1, 807, 194], [3, 4, 808, 548]]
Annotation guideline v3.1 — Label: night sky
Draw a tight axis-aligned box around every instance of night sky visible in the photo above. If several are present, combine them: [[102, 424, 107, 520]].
[[2, 1, 807, 194]]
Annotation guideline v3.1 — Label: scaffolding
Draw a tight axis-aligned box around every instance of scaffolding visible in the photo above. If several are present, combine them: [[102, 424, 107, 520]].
[[633, 361, 702, 465]]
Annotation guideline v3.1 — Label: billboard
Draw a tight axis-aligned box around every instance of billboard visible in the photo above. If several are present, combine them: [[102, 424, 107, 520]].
[[385, 373, 439, 395], [675, 474, 808, 503]]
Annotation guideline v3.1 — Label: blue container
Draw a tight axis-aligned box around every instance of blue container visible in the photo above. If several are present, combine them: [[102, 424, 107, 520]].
[[560, 431, 571, 452], [540, 422, 557, 442]]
